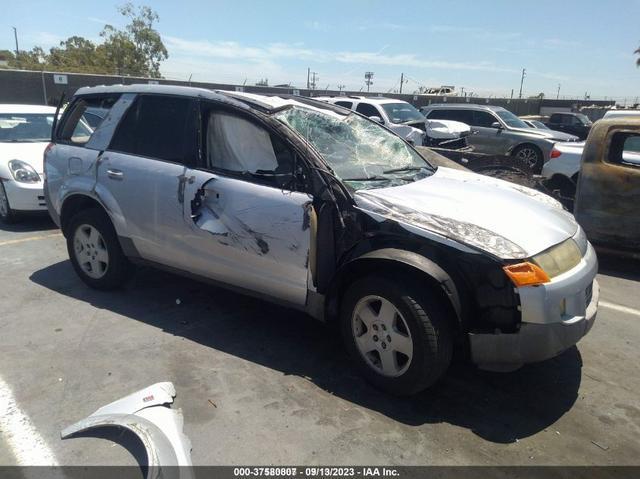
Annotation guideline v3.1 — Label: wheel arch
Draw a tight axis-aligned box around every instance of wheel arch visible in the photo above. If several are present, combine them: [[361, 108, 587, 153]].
[[509, 141, 543, 157], [59, 194, 107, 236], [325, 248, 463, 328]]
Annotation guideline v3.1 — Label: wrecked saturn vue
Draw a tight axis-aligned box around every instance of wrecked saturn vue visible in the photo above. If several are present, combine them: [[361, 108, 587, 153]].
[[44, 84, 598, 395]]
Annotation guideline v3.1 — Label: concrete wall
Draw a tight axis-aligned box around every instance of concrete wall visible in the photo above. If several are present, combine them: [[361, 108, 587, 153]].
[[0, 68, 615, 117]]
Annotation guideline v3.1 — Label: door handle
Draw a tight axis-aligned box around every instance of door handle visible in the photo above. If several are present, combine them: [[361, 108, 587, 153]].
[[107, 169, 124, 180]]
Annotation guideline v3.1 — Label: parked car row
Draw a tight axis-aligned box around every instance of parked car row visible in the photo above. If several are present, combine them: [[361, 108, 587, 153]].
[[421, 104, 570, 171], [316, 96, 472, 149]]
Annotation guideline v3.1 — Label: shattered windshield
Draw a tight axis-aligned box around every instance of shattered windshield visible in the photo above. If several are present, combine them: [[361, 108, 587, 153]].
[[274, 106, 433, 190], [381, 103, 425, 124]]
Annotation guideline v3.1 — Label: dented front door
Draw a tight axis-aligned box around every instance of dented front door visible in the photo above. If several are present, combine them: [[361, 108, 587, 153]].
[[181, 171, 313, 306]]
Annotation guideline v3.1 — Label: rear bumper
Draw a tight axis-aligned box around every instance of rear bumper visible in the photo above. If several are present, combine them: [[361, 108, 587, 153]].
[[3, 179, 47, 212], [469, 242, 599, 371]]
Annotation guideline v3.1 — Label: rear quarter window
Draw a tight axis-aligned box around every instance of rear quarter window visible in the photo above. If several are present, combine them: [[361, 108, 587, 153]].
[[334, 101, 353, 109], [608, 132, 640, 168], [57, 95, 120, 146]]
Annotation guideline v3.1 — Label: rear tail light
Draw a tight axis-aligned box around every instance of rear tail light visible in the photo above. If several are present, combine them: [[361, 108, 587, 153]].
[[550, 148, 562, 159]]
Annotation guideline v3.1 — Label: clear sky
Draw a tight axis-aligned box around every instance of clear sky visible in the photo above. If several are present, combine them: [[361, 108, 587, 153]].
[[3, 0, 640, 100]]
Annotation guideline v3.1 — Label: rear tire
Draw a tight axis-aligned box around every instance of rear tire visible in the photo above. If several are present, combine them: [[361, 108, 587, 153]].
[[66, 208, 132, 290], [0, 182, 18, 224], [512, 144, 543, 173], [340, 275, 453, 395]]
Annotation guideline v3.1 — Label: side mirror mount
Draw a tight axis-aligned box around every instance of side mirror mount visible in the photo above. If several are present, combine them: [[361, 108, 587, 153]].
[[369, 115, 383, 124], [491, 121, 503, 130]]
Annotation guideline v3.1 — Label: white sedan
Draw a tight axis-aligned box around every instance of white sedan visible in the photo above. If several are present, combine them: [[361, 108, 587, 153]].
[[0, 104, 56, 223]]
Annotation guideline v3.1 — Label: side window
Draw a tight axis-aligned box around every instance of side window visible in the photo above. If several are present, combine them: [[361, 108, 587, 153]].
[[550, 114, 561, 123], [609, 132, 640, 168], [58, 95, 119, 145], [204, 110, 301, 190], [355, 103, 381, 119], [471, 111, 498, 128], [109, 95, 198, 166], [429, 109, 473, 124], [334, 101, 353, 109]]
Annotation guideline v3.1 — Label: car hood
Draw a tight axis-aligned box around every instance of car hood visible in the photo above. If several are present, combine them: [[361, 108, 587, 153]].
[[425, 119, 471, 138], [544, 129, 579, 141], [0, 142, 48, 174], [355, 166, 577, 259], [508, 127, 558, 140]]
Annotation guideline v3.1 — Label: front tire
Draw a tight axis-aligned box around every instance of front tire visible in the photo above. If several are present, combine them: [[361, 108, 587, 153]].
[[0, 182, 18, 224], [340, 275, 453, 395], [66, 208, 131, 290]]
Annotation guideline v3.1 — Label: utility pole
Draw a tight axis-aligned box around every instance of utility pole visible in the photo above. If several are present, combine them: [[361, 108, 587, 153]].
[[556, 83, 561, 100], [510, 88, 514, 100], [399, 73, 408, 94], [309, 71, 318, 90], [12, 27, 19, 58], [364, 71, 374, 92], [337, 84, 345, 92], [307, 68, 310, 90], [518, 68, 526, 99]]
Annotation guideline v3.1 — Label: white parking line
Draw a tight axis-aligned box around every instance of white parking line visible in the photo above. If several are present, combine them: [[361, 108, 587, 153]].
[[0, 375, 58, 466], [600, 301, 640, 317]]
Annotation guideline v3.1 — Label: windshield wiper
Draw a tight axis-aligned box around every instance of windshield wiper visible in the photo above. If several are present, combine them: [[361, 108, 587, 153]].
[[383, 166, 429, 174], [342, 175, 390, 182]]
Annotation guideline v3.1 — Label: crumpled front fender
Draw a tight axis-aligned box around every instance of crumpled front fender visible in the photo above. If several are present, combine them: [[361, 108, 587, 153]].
[[61, 382, 193, 479]]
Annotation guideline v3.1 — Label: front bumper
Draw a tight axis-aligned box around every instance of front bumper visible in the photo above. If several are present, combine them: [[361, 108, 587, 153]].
[[2, 178, 47, 212], [469, 242, 599, 371]]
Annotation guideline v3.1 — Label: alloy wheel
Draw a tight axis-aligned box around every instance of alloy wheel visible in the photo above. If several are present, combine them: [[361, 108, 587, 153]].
[[73, 224, 110, 279], [351, 295, 414, 377], [515, 147, 540, 168]]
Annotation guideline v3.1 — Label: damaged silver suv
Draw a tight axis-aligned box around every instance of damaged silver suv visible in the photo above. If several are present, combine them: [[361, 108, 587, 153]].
[[45, 85, 599, 395]]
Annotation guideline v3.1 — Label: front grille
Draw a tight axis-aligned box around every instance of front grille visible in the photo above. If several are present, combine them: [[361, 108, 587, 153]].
[[585, 282, 593, 306]]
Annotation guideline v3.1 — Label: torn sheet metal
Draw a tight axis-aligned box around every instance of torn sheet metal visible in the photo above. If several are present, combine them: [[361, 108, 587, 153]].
[[61, 382, 193, 479]]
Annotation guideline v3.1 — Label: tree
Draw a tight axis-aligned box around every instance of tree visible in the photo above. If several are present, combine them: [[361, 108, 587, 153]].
[[99, 3, 168, 77], [636, 45, 640, 66], [3, 3, 167, 77], [48, 36, 101, 73]]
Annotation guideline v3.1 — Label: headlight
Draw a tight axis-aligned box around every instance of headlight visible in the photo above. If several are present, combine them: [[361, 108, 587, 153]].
[[532, 238, 582, 279], [8, 160, 41, 183]]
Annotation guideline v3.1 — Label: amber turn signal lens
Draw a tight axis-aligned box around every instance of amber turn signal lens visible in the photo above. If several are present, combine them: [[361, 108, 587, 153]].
[[503, 262, 550, 287]]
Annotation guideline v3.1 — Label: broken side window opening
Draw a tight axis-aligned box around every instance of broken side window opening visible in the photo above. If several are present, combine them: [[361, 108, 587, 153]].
[[203, 110, 302, 191], [274, 106, 435, 191]]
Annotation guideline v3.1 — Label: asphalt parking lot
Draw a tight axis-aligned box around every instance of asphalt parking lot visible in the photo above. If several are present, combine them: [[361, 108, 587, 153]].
[[1, 216, 639, 467]]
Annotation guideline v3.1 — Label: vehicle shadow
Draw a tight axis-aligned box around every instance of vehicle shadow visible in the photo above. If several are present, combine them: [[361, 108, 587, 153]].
[[0, 214, 57, 233], [30, 261, 582, 444], [597, 251, 640, 282]]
